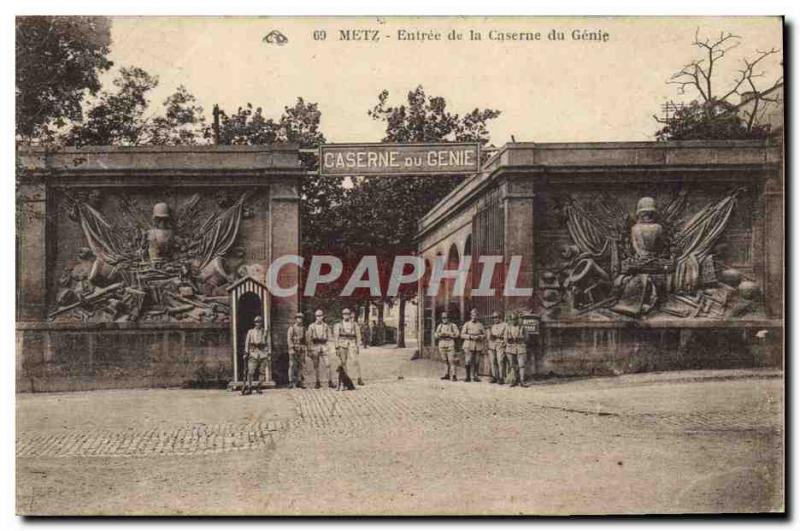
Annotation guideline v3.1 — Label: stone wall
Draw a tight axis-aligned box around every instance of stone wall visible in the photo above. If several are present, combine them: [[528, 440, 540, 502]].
[[17, 324, 231, 392], [537, 323, 782, 376], [16, 145, 303, 392]]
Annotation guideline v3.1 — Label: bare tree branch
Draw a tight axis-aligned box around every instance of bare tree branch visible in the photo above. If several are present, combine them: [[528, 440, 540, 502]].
[[657, 29, 782, 140], [719, 47, 780, 103]]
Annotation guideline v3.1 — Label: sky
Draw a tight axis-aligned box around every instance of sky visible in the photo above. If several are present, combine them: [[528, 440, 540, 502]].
[[101, 16, 783, 145]]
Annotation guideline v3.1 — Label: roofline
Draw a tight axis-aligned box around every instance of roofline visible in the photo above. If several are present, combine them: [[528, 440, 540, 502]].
[[17, 144, 300, 154]]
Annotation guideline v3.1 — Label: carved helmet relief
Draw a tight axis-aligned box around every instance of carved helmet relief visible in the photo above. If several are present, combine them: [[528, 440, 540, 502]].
[[51, 188, 259, 323], [557, 187, 756, 320]]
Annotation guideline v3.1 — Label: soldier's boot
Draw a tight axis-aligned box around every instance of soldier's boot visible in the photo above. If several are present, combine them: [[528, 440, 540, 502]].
[[451, 373, 458, 381], [498, 359, 507, 385], [296, 380, 306, 389], [357, 378, 364, 386], [472, 363, 481, 382], [519, 368, 528, 388], [315, 380, 321, 389], [441, 363, 451, 380], [510, 367, 520, 387], [465, 366, 472, 382], [490, 359, 499, 383], [255, 380, 263, 394], [328, 380, 336, 389]]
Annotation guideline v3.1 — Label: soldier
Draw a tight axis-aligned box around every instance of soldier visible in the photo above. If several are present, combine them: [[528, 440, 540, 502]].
[[286, 312, 307, 389], [360, 320, 370, 348], [487, 311, 508, 384], [460, 308, 485, 382], [434, 312, 460, 381], [306, 309, 335, 389], [504, 313, 528, 387], [333, 308, 364, 386], [242, 315, 270, 395]]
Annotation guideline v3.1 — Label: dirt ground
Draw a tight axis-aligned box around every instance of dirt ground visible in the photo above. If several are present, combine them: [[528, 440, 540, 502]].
[[17, 344, 784, 515]]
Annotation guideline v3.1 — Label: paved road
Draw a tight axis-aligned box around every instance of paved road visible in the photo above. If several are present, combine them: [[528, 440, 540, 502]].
[[17, 343, 784, 515]]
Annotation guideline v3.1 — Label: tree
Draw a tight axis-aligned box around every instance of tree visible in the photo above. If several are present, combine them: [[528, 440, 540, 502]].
[[148, 86, 206, 145], [65, 67, 205, 146], [345, 86, 500, 347], [210, 100, 347, 287], [16, 16, 113, 141], [655, 29, 782, 141], [656, 99, 767, 141]]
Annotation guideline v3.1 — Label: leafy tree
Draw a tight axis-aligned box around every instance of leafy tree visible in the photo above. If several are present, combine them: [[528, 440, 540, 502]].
[[345, 85, 500, 346], [16, 16, 113, 141], [655, 99, 770, 141], [65, 67, 204, 146], [148, 86, 206, 145], [655, 29, 782, 141], [210, 100, 347, 293], [211, 103, 280, 145]]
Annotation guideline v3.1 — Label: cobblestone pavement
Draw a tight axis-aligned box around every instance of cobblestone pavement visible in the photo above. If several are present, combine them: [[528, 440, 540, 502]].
[[16, 421, 288, 458], [16, 343, 784, 515], [294, 377, 782, 432]]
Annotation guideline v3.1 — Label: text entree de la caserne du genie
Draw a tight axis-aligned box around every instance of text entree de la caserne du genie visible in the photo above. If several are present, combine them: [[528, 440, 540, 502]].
[[317, 27, 611, 43]]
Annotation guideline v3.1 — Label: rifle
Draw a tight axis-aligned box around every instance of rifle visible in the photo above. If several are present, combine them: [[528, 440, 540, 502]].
[[48, 282, 125, 319]]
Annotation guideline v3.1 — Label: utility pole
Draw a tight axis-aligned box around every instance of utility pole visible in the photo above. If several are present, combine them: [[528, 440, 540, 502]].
[[212, 104, 220, 145]]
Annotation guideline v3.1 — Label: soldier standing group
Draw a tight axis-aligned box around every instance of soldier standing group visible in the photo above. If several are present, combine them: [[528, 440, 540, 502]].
[[279, 308, 369, 390], [241, 306, 528, 392], [434, 309, 529, 387], [241, 307, 366, 393]]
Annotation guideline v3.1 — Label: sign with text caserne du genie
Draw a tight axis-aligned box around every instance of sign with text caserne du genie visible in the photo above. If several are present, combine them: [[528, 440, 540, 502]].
[[319, 143, 480, 176]]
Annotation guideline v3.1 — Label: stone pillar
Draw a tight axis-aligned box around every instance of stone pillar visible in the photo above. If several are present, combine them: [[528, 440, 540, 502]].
[[269, 178, 301, 384], [502, 177, 536, 315], [17, 183, 47, 321]]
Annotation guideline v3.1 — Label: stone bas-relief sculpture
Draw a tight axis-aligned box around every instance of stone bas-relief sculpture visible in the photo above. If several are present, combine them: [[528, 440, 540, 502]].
[[51, 188, 260, 323], [543, 188, 761, 320]]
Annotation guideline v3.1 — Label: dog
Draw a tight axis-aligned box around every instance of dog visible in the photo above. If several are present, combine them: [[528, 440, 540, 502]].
[[336, 364, 356, 391]]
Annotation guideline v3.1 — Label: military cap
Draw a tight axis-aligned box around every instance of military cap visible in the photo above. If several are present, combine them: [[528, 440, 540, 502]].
[[152, 202, 171, 219], [636, 196, 657, 215], [315, 309, 324, 316], [295, 312, 304, 318]]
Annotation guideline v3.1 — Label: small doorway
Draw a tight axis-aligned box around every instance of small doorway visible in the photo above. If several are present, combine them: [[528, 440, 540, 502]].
[[227, 276, 273, 388]]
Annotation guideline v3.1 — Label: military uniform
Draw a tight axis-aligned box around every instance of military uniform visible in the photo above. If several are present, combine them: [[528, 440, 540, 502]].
[[434, 320, 460, 380], [306, 320, 334, 388], [286, 318, 307, 388], [333, 319, 363, 384], [243, 321, 270, 393], [488, 320, 509, 383], [460, 319, 485, 382], [504, 323, 528, 387]]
